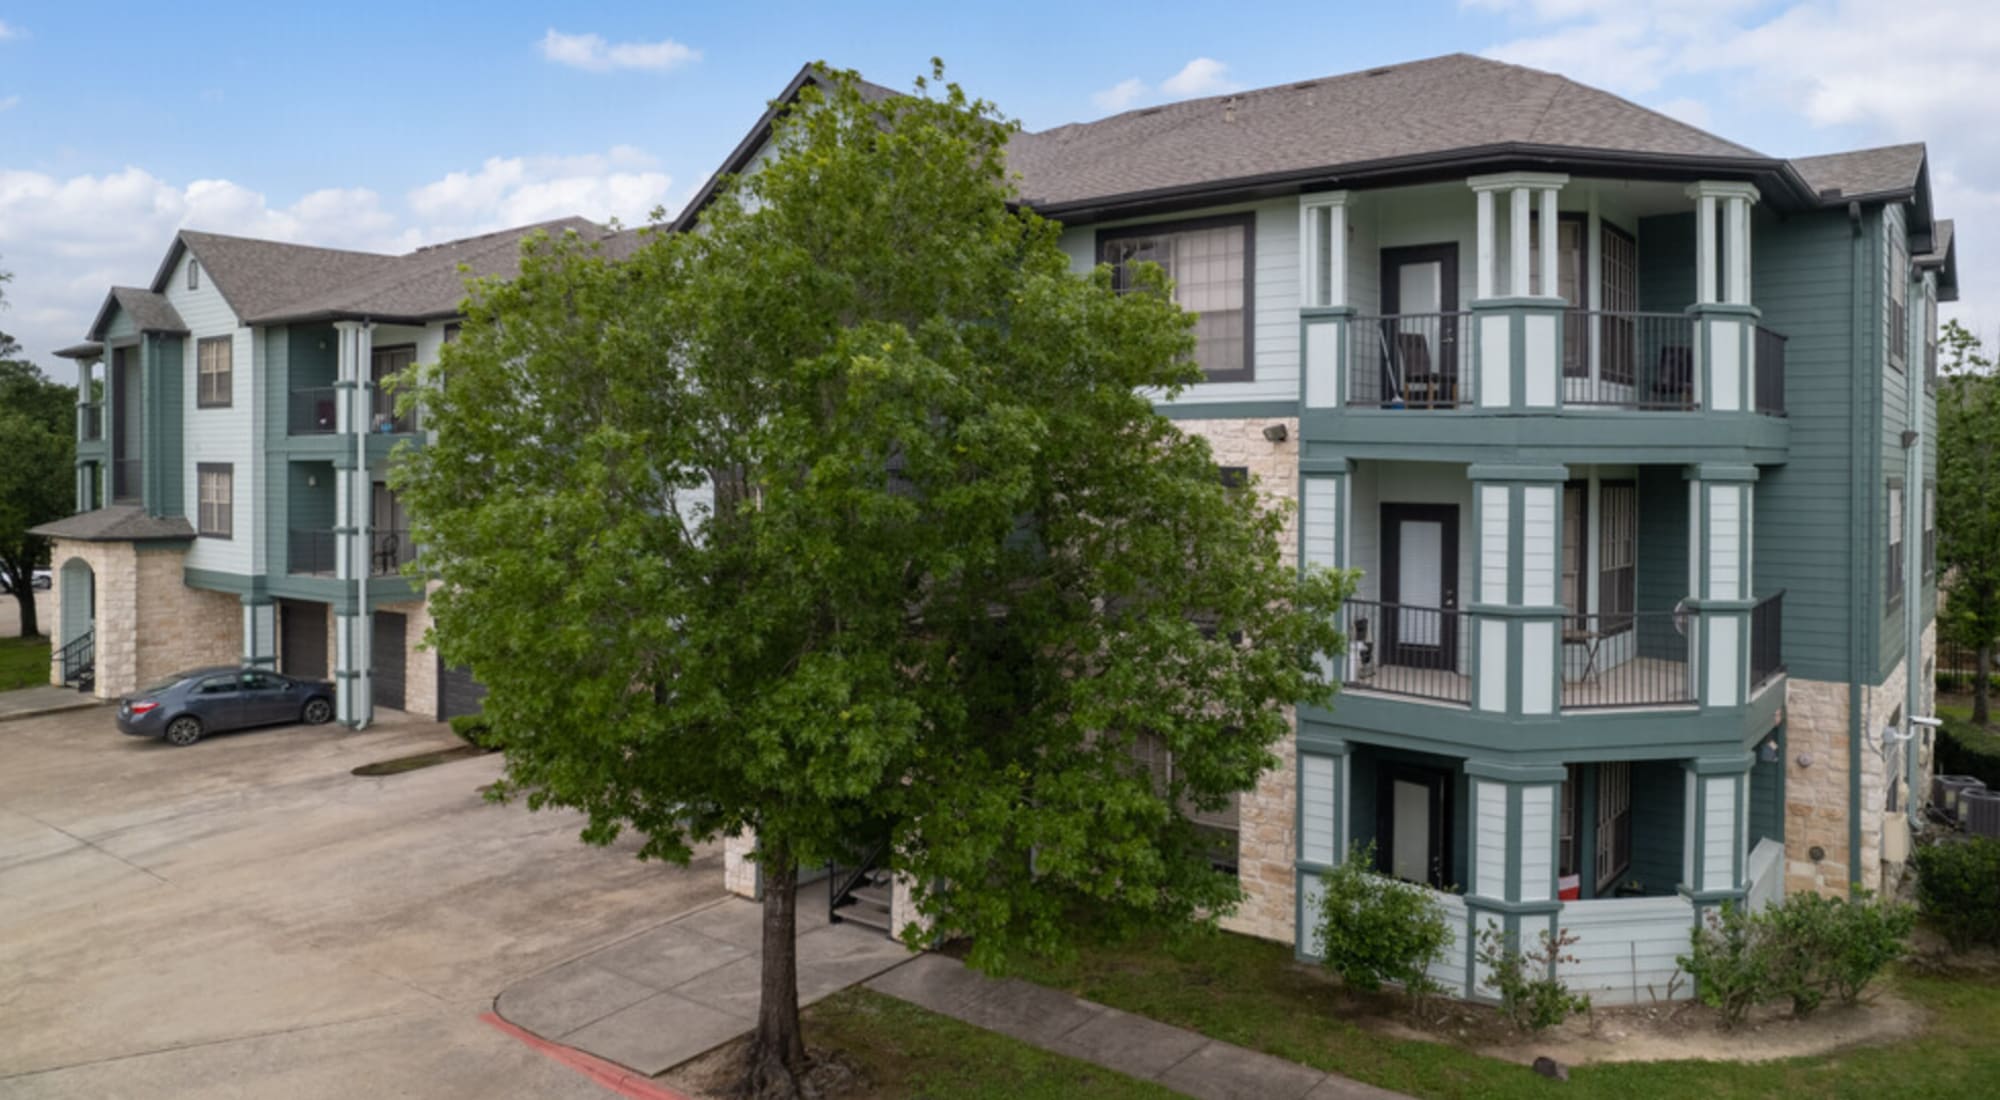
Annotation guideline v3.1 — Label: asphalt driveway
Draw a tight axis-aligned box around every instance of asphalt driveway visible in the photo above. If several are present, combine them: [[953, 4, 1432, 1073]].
[[0, 702, 726, 1098]]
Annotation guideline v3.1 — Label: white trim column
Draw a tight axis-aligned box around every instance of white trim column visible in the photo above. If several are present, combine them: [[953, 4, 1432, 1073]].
[[1301, 462, 1349, 679], [1295, 742, 1354, 959], [1465, 759, 1567, 1001], [1682, 753, 1753, 912], [1467, 172, 1569, 410], [241, 596, 276, 669], [1300, 192, 1353, 410], [1469, 464, 1568, 717], [1687, 464, 1757, 710], [1686, 182, 1761, 412]]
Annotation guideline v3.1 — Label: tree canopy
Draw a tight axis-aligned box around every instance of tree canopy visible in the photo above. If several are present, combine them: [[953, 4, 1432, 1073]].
[[394, 64, 1349, 1095], [0, 265, 78, 638], [1938, 319, 2000, 723]]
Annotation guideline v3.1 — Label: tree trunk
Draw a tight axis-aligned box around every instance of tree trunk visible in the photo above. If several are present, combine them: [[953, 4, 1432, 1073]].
[[1976, 645, 1992, 727], [745, 837, 808, 1100], [11, 585, 37, 639]]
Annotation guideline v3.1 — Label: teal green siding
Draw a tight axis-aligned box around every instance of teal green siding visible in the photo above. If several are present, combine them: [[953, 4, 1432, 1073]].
[[1636, 214, 1695, 314], [1878, 204, 1911, 677], [144, 334, 185, 517], [1752, 208, 1874, 684], [1613, 759, 1685, 896], [1635, 467, 1689, 661], [1748, 731, 1785, 847]]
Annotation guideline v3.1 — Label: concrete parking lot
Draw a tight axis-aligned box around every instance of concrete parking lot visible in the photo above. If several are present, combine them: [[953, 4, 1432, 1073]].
[[0, 702, 727, 1098]]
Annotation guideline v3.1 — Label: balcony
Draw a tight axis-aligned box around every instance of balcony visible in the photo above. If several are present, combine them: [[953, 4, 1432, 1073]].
[[1343, 310, 1783, 416], [288, 528, 414, 577], [290, 387, 338, 435], [79, 402, 103, 442]]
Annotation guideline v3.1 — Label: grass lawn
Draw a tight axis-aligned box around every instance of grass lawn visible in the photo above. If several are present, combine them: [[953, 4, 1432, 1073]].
[[0, 635, 51, 691], [1004, 928, 2000, 1099], [694, 988, 1177, 1099]]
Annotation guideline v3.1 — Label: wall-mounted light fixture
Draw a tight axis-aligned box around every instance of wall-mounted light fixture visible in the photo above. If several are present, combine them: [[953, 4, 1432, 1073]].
[[1757, 738, 1780, 765], [1262, 423, 1289, 443]]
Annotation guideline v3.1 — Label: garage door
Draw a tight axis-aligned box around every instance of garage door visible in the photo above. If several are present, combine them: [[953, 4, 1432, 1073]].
[[373, 612, 406, 711], [280, 600, 327, 680], [438, 659, 487, 720]]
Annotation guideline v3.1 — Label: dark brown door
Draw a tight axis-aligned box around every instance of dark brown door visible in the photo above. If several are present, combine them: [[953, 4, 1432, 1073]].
[[1380, 503, 1459, 669], [1378, 244, 1461, 408], [372, 612, 406, 711], [438, 659, 486, 721], [280, 600, 328, 680]]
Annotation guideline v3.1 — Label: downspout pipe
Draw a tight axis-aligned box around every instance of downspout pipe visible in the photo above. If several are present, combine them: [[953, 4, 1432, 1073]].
[[1903, 251, 1927, 830], [1847, 200, 1866, 893], [354, 319, 374, 731]]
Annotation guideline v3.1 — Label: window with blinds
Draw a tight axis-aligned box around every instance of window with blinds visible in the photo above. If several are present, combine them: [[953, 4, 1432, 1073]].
[[1888, 481, 1905, 603], [1598, 482, 1636, 628], [197, 337, 232, 408], [1130, 731, 1241, 873], [197, 464, 232, 538], [1889, 230, 1908, 371], [1100, 215, 1253, 383], [1595, 762, 1632, 891]]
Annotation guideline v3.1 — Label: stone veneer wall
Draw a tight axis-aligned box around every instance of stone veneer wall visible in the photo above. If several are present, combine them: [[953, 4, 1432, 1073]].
[[1175, 416, 1302, 944], [1782, 619, 1937, 899], [47, 539, 237, 699], [723, 831, 760, 898], [376, 595, 441, 719]]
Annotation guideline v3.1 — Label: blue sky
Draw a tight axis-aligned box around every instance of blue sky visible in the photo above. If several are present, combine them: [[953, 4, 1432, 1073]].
[[2, 1, 1990, 381]]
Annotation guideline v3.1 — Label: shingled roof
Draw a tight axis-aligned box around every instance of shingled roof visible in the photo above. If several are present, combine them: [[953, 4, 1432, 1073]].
[[246, 217, 609, 324], [86, 287, 187, 341], [1791, 143, 1927, 200], [1006, 54, 1766, 211], [30, 504, 196, 543], [166, 231, 402, 322]]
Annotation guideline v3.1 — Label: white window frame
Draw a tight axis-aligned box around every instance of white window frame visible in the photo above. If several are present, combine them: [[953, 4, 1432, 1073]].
[[197, 463, 232, 539], [197, 336, 232, 408]]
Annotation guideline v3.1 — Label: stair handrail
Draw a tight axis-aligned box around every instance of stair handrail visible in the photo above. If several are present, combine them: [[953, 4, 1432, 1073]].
[[827, 838, 892, 924], [56, 629, 94, 681]]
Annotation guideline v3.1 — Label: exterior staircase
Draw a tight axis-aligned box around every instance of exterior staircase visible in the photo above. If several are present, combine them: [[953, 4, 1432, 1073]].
[[828, 841, 893, 937], [55, 629, 94, 693]]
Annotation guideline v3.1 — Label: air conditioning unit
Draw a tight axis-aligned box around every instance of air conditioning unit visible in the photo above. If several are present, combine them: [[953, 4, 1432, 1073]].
[[1933, 775, 1987, 822], [1962, 789, 2000, 839]]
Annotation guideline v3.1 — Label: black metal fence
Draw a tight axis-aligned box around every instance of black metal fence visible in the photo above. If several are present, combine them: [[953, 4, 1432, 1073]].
[[1755, 326, 1788, 416], [290, 387, 339, 435], [1560, 608, 1693, 709], [1750, 590, 1786, 690], [290, 528, 415, 576], [1347, 313, 1471, 408], [1339, 597, 1469, 704], [1562, 311, 1699, 410]]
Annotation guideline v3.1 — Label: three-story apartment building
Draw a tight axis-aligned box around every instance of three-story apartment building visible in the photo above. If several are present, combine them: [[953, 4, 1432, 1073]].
[[45, 55, 1957, 1004], [38, 218, 623, 726]]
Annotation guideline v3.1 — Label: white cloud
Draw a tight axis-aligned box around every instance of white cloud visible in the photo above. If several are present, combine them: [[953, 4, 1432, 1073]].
[[0, 19, 21, 40], [1478, 0, 2000, 345], [538, 28, 699, 73], [0, 147, 676, 379], [0, 95, 19, 112], [1089, 57, 1242, 115]]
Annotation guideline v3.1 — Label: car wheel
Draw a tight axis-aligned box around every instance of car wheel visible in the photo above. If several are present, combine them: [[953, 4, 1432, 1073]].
[[302, 698, 333, 726], [164, 716, 203, 747]]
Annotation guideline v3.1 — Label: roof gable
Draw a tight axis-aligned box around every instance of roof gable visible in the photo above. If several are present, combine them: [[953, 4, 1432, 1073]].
[[151, 231, 401, 325], [87, 287, 187, 342]]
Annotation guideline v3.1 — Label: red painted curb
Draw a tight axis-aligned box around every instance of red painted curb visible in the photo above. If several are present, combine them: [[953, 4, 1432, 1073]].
[[480, 1012, 695, 1100]]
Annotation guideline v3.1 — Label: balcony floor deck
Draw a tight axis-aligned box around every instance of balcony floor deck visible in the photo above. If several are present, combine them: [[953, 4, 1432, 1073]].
[[1344, 656, 1695, 711]]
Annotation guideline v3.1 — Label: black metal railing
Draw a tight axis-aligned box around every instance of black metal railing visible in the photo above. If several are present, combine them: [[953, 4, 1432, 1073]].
[[1755, 325, 1787, 416], [370, 387, 415, 434], [290, 386, 339, 435], [56, 629, 93, 686], [79, 403, 103, 442], [1750, 590, 1786, 690], [289, 528, 338, 575], [1339, 598, 1470, 704], [371, 528, 415, 575], [111, 458, 142, 502], [1560, 608, 1693, 709], [1347, 313, 1471, 408], [1562, 311, 1699, 410], [828, 838, 890, 926]]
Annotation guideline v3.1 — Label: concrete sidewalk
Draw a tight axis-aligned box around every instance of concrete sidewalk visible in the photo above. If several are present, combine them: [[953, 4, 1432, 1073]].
[[867, 954, 1407, 1100], [0, 685, 102, 724], [495, 896, 913, 1075]]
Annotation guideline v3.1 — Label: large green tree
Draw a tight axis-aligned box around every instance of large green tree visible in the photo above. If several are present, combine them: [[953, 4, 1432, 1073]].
[[0, 264, 78, 638], [1938, 319, 2000, 723], [395, 66, 1348, 1097]]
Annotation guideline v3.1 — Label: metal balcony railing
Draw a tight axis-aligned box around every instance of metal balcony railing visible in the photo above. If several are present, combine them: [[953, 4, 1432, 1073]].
[[1755, 326, 1787, 416], [1562, 311, 1699, 410], [1750, 590, 1786, 691], [79, 403, 103, 442], [290, 387, 339, 435], [1560, 608, 1694, 709], [289, 528, 414, 576], [1339, 598, 1470, 704], [1347, 313, 1471, 409]]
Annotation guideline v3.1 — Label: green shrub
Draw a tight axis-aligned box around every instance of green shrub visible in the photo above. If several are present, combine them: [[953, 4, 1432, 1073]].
[[449, 712, 500, 749], [1680, 903, 1769, 1028], [1476, 926, 1590, 1032], [1313, 844, 1452, 999], [1760, 890, 1913, 1014], [1912, 837, 2000, 950]]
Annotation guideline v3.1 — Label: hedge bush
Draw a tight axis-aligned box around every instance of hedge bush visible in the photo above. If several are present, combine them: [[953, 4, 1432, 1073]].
[[1477, 926, 1591, 1031], [1911, 837, 2000, 950], [449, 712, 501, 749], [1313, 843, 1452, 998], [1681, 892, 1912, 1027]]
